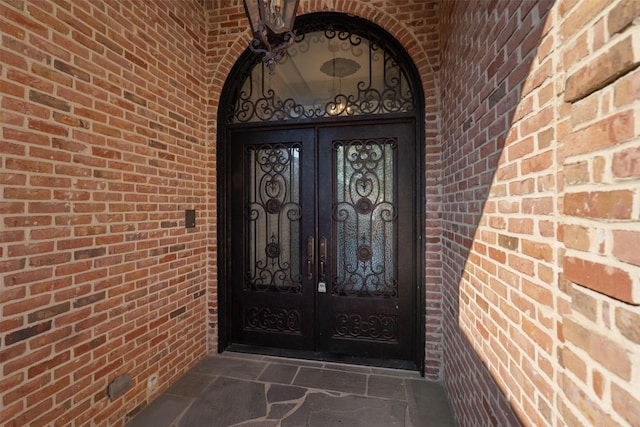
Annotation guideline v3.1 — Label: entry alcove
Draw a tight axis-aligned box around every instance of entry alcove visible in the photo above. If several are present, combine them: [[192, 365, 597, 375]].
[[217, 12, 426, 373]]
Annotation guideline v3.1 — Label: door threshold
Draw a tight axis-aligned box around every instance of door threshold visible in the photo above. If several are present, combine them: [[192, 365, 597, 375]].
[[224, 344, 419, 372]]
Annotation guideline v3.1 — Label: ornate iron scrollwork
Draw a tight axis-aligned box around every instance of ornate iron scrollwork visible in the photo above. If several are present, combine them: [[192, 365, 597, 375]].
[[333, 312, 398, 342], [245, 143, 302, 293], [332, 137, 398, 298], [246, 306, 302, 333], [227, 19, 416, 123]]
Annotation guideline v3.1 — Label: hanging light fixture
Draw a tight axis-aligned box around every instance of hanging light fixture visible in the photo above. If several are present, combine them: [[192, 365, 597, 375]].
[[243, 0, 300, 74]]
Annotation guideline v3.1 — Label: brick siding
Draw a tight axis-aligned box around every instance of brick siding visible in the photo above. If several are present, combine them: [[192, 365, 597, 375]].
[[1, 0, 638, 426], [439, 0, 639, 425], [1, 1, 209, 425]]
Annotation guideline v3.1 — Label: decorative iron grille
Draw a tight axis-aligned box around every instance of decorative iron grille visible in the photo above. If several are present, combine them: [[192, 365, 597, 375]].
[[245, 143, 303, 293], [332, 137, 398, 297], [227, 19, 416, 123], [333, 312, 398, 341], [245, 305, 302, 333]]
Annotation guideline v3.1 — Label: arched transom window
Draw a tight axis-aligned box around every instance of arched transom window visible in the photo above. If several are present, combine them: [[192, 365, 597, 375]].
[[227, 15, 417, 123]]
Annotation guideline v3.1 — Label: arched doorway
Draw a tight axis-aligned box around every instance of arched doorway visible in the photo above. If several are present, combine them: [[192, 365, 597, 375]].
[[217, 12, 425, 371]]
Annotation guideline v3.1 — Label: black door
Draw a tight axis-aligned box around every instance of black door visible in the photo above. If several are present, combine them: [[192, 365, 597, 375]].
[[229, 121, 417, 364]]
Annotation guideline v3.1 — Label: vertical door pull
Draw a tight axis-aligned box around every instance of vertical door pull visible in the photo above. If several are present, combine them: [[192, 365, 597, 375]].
[[319, 236, 327, 282], [307, 236, 314, 279]]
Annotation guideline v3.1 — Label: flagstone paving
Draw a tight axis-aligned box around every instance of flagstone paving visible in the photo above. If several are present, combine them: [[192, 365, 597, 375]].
[[126, 352, 455, 427]]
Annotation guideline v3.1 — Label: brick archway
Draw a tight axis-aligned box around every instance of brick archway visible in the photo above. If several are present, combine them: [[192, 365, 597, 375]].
[[208, 3, 438, 122], [207, 3, 443, 379]]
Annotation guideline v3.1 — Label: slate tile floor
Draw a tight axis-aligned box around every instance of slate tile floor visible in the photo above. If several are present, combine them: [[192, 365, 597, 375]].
[[126, 352, 456, 427]]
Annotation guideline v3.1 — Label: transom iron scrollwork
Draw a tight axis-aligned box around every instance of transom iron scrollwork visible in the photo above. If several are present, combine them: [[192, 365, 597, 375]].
[[245, 143, 302, 292], [227, 19, 416, 123], [332, 137, 398, 297]]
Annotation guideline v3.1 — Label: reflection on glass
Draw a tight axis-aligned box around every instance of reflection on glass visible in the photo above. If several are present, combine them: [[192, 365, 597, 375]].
[[265, 0, 285, 30]]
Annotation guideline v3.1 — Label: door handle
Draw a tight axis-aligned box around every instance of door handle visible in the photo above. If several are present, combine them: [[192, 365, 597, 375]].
[[319, 236, 326, 281], [307, 236, 314, 279]]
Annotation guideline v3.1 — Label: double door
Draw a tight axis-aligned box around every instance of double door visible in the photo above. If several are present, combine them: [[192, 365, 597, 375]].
[[229, 121, 417, 364]]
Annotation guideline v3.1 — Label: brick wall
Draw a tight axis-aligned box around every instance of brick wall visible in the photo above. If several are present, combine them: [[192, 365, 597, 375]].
[[1, 0, 442, 425], [557, 0, 640, 424], [439, 0, 640, 425], [1, 1, 209, 425], [2, 0, 638, 426]]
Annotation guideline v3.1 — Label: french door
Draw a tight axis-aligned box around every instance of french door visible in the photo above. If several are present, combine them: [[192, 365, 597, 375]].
[[228, 121, 417, 364]]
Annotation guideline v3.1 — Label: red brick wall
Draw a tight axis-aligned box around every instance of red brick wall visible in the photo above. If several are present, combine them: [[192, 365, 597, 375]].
[[1, 1, 209, 425], [2, 0, 638, 426], [1, 0, 442, 425], [557, 0, 640, 424], [439, 0, 640, 425]]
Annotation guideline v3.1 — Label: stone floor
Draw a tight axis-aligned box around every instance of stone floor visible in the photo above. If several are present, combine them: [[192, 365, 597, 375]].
[[126, 351, 456, 427]]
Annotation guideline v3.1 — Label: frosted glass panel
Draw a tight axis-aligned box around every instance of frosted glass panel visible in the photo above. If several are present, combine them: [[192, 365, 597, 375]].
[[333, 138, 397, 297], [246, 143, 302, 292]]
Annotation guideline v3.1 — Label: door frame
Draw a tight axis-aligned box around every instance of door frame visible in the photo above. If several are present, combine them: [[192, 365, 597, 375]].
[[217, 12, 426, 373]]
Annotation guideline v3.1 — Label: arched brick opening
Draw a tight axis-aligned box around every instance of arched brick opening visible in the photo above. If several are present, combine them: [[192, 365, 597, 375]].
[[207, 4, 443, 378]]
